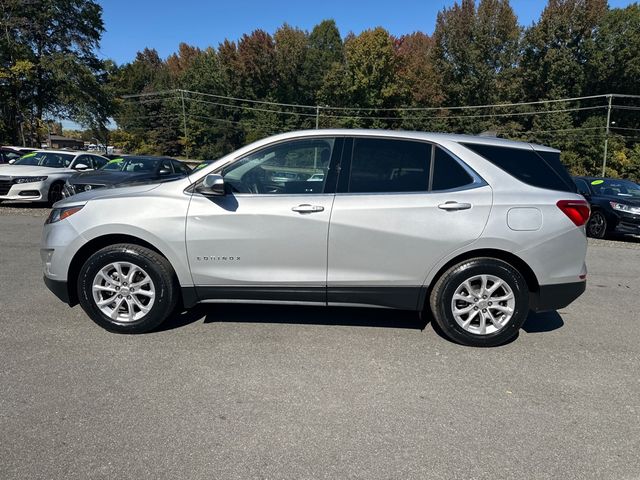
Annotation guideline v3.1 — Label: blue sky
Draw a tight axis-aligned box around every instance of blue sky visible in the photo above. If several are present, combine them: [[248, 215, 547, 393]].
[[98, 0, 633, 64]]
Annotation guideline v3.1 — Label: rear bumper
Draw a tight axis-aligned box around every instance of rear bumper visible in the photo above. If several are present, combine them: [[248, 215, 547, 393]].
[[43, 276, 74, 306], [529, 281, 586, 312]]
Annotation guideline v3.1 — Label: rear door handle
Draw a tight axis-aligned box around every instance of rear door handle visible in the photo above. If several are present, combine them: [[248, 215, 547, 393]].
[[438, 201, 472, 211], [292, 204, 325, 213]]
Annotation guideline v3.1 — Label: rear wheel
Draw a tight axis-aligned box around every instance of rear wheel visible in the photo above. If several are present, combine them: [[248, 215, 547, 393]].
[[429, 258, 529, 347], [77, 244, 178, 333], [586, 211, 608, 239]]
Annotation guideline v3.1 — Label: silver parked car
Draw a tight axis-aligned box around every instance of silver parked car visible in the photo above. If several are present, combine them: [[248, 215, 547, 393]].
[[41, 130, 590, 346], [0, 150, 108, 204]]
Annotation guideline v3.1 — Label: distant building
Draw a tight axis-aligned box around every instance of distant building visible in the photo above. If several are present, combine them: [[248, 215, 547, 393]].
[[48, 135, 84, 150]]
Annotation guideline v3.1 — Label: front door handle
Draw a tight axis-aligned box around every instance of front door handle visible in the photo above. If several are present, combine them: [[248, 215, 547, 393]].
[[438, 201, 472, 211], [292, 204, 325, 213]]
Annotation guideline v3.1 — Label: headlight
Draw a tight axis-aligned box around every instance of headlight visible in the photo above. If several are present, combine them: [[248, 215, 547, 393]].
[[610, 202, 640, 215], [13, 176, 47, 184], [45, 205, 84, 224]]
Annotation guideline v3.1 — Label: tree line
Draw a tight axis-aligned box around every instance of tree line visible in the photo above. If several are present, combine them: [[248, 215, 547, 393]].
[[2, 0, 640, 178]]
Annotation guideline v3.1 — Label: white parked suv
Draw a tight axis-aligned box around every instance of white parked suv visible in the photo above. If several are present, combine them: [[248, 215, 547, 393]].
[[0, 150, 108, 204], [41, 130, 590, 346]]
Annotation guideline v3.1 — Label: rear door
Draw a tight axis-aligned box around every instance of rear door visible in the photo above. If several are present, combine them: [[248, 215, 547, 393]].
[[327, 137, 492, 309]]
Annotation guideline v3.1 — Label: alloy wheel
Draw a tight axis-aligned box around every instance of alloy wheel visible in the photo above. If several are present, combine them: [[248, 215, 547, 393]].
[[451, 274, 515, 335], [91, 261, 156, 324]]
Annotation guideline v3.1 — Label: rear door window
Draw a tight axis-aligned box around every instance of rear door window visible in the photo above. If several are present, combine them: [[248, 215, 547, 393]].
[[462, 143, 575, 192], [348, 138, 431, 193]]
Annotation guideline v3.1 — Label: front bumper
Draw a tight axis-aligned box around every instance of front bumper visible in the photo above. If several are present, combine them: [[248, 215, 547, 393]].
[[43, 276, 73, 305], [529, 280, 586, 312], [613, 211, 640, 234], [0, 180, 47, 201]]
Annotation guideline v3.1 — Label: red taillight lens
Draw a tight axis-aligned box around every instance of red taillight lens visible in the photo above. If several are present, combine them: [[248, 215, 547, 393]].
[[556, 200, 591, 227]]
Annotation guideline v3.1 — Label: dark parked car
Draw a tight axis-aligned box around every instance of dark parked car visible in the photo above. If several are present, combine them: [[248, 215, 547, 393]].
[[573, 176, 640, 238], [63, 155, 191, 197], [0, 146, 37, 164]]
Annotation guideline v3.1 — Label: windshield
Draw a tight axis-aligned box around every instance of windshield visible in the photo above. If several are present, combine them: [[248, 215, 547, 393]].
[[101, 157, 160, 172], [590, 179, 640, 199], [14, 151, 74, 168]]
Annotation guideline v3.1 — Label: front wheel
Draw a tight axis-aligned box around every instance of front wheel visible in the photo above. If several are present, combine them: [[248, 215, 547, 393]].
[[77, 244, 179, 333], [586, 211, 608, 239], [47, 182, 64, 206], [429, 258, 529, 347]]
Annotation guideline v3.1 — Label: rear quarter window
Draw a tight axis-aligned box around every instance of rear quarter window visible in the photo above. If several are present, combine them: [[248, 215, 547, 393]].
[[461, 143, 576, 193], [431, 147, 474, 191]]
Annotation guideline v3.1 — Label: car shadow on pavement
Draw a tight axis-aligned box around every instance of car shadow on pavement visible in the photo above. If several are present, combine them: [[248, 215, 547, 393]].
[[522, 310, 564, 333], [609, 233, 640, 244], [156, 303, 428, 332], [156, 303, 565, 339]]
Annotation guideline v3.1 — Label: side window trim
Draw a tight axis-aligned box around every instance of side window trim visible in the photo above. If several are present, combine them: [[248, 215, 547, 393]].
[[339, 137, 485, 195], [427, 144, 436, 191]]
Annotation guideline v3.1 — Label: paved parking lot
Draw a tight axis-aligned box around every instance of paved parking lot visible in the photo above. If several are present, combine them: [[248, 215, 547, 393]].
[[1, 205, 639, 479]]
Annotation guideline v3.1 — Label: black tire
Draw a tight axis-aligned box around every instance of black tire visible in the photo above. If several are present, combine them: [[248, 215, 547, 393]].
[[47, 181, 64, 206], [586, 211, 608, 239], [429, 257, 529, 347], [77, 243, 179, 334]]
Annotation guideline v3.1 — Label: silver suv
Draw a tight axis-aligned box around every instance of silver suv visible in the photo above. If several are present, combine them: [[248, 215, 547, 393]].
[[41, 130, 590, 346]]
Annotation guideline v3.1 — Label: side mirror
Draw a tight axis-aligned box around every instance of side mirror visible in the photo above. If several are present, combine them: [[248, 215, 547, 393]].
[[75, 163, 89, 170], [196, 174, 226, 196], [159, 168, 171, 175]]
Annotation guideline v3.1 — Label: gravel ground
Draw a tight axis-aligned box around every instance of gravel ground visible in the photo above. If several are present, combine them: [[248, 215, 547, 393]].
[[1, 213, 639, 479], [0, 202, 51, 217]]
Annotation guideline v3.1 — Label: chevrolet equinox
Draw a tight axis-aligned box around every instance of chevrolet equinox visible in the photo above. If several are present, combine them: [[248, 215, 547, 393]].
[[42, 130, 589, 347]]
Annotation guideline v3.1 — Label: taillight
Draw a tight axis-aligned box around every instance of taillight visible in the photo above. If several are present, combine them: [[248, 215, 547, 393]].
[[556, 200, 591, 227]]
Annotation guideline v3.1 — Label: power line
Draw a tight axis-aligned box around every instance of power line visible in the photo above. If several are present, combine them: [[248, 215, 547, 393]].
[[121, 89, 640, 113], [180, 89, 316, 110], [120, 90, 178, 99], [183, 96, 318, 117], [122, 93, 608, 121], [321, 105, 604, 121]]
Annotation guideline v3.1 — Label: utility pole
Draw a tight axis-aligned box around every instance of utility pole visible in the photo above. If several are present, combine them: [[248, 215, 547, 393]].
[[602, 94, 613, 177], [315, 105, 320, 129], [45, 120, 51, 149], [180, 89, 189, 158]]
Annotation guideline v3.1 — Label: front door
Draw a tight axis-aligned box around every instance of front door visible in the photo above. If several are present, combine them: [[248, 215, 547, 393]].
[[186, 137, 341, 303]]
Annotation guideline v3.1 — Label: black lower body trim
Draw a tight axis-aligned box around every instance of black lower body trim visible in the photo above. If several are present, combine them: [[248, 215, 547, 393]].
[[529, 281, 586, 312], [43, 276, 72, 305], [327, 286, 421, 310], [191, 285, 423, 310], [195, 286, 326, 304]]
